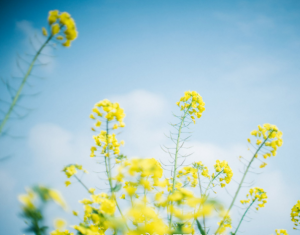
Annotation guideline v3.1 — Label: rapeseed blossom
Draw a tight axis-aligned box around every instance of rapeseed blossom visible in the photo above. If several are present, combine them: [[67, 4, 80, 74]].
[[44, 10, 78, 47], [291, 200, 300, 229], [62, 164, 88, 187], [20, 91, 290, 235], [213, 160, 233, 188], [275, 229, 289, 235], [177, 166, 198, 187], [176, 90, 205, 123], [217, 214, 232, 234], [250, 123, 283, 160], [240, 187, 268, 210], [90, 99, 125, 158]]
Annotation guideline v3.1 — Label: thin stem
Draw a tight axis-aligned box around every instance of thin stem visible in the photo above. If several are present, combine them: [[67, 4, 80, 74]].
[[0, 35, 53, 135], [192, 170, 223, 229], [197, 170, 206, 235], [74, 175, 90, 192], [203, 170, 223, 196], [104, 119, 129, 230], [234, 199, 256, 234], [169, 105, 191, 228], [215, 131, 273, 234]]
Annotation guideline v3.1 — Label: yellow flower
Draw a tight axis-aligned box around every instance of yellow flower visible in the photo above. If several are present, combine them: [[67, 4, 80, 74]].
[[51, 23, 60, 35], [49, 190, 66, 209], [291, 200, 300, 229], [95, 120, 101, 127], [65, 181, 71, 187], [88, 188, 95, 194], [259, 162, 267, 168], [48, 10, 59, 25], [62, 40, 71, 47], [56, 36, 64, 40], [177, 90, 205, 123], [275, 229, 289, 235], [54, 218, 66, 231]]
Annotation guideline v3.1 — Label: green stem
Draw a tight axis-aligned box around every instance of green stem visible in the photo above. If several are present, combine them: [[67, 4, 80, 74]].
[[197, 170, 206, 235], [104, 119, 129, 230], [215, 131, 273, 234], [0, 35, 53, 135], [234, 199, 256, 234], [74, 174, 90, 192], [192, 170, 223, 229], [203, 170, 223, 196], [169, 105, 191, 228]]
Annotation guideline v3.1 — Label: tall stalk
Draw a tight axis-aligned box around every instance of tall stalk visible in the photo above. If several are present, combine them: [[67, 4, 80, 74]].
[[214, 131, 273, 234], [104, 119, 129, 230], [0, 35, 53, 135], [197, 170, 206, 235], [169, 104, 191, 228]]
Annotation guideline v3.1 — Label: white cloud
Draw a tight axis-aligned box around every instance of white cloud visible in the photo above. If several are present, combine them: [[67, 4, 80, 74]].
[[110, 90, 170, 157], [111, 90, 167, 120], [29, 123, 73, 166]]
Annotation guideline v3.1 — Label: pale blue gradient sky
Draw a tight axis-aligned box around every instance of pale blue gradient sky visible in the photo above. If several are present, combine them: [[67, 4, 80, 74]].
[[1, 0, 300, 234]]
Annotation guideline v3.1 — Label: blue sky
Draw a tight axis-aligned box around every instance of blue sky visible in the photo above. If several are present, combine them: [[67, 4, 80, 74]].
[[1, 0, 300, 234]]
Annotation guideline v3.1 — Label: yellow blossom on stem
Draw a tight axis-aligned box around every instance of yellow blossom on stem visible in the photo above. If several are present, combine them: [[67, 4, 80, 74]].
[[291, 200, 300, 229]]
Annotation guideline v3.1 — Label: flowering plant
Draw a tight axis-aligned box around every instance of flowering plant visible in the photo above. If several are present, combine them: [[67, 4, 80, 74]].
[[16, 9, 298, 235], [19, 89, 297, 235]]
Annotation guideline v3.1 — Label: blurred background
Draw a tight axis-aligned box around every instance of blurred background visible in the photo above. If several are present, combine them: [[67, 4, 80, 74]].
[[0, 0, 300, 234]]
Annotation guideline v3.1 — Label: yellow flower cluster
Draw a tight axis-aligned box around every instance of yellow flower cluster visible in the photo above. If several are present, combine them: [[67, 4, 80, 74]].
[[128, 203, 170, 235], [165, 190, 218, 221], [91, 131, 124, 157], [73, 193, 118, 234], [62, 164, 84, 178], [193, 161, 211, 179], [115, 158, 166, 198], [240, 187, 267, 210], [62, 164, 87, 187], [90, 99, 125, 129], [213, 160, 233, 188], [42, 10, 78, 47], [50, 230, 73, 235], [250, 123, 283, 158], [197, 161, 211, 179], [176, 90, 205, 123], [217, 215, 232, 234], [291, 200, 300, 229], [275, 229, 289, 235], [177, 166, 198, 187]]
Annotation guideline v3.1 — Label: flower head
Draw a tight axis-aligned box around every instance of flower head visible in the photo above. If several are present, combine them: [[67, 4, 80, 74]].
[[291, 200, 300, 230], [45, 10, 78, 47], [176, 90, 205, 124]]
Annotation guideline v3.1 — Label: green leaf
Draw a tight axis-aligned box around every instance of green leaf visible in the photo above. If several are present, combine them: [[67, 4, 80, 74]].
[[196, 219, 206, 235], [112, 183, 122, 193]]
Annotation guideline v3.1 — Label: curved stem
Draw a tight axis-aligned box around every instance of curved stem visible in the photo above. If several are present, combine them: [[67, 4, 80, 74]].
[[0, 35, 53, 135], [215, 131, 273, 234], [74, 174, 89, 192], [234, 199, 256, 234]]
